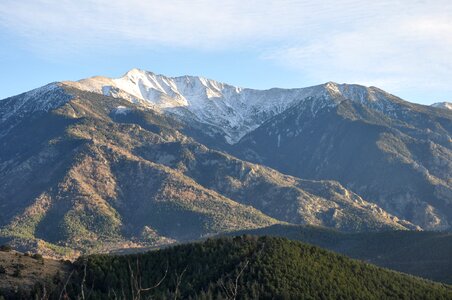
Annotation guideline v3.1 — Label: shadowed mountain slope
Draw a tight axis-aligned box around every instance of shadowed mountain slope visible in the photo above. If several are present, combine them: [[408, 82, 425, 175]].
[[232, 88, 452, 230]]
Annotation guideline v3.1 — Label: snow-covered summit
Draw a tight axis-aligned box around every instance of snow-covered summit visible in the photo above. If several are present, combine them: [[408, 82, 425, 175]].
[[431, 102, 452, 110], [68, 69, 405, 143]]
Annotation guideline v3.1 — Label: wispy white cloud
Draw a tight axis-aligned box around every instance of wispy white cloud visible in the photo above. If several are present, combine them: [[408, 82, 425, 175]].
[[0, 0, 451, 99], [0, 0, 308, 50], [0, 0, 413, 50], [262, 13, 452, 91]]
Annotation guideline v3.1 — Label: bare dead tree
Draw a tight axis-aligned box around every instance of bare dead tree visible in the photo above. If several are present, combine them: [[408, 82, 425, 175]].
[[108, 288, 119, 300], [42, 284, 48, 300], [129, 260, 136, 300], [58, 269, 75, 300], [232, 260, 249, 299], [85, 277, 95, 300], [218, 260, 249, 300], [121, 286, 126, 300], [80, 260, 87, 300], [218, 241, 266, 300], [173, 266, 188, 300], [36, 282, 48, 300], [128, 257, 168, 300], [112, 289, 118, 300]]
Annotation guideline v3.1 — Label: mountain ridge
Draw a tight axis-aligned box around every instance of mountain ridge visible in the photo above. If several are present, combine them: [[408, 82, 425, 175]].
[[66, 69, 427, 144], [0, 83, 416, 259]]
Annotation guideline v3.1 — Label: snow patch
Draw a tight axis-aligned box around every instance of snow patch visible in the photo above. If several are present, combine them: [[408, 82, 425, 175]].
[[113, 106, 131, 115]]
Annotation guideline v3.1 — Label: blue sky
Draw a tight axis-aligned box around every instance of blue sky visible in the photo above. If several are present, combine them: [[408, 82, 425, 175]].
[[1, 1, 451, 105]]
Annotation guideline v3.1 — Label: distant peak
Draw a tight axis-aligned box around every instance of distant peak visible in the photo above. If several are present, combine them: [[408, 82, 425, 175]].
[[123, 68, 154, 78], [324, 81, 339, 87], [65, 69, 415, 144], [322, 81, 370, 92], [323, 81, 341, 94], [121, 68, 230, 88], [431, 102, 452, 110]]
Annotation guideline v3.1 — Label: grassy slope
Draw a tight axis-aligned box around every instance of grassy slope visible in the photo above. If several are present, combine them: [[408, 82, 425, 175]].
[[0, 250, 69, 299]]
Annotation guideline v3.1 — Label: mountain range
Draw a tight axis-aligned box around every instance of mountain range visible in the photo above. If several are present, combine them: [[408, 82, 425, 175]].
[[0, 69, 451, 257]]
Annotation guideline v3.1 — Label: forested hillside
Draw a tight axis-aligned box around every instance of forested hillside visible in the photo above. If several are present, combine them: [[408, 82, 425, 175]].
[[3, 236, 449, 299], [226, 224, 452, 284]]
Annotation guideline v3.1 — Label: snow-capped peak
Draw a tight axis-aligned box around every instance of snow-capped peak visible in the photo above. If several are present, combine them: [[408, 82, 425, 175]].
[[69, 69, 405, 144], [431, 102, 452, 110]]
